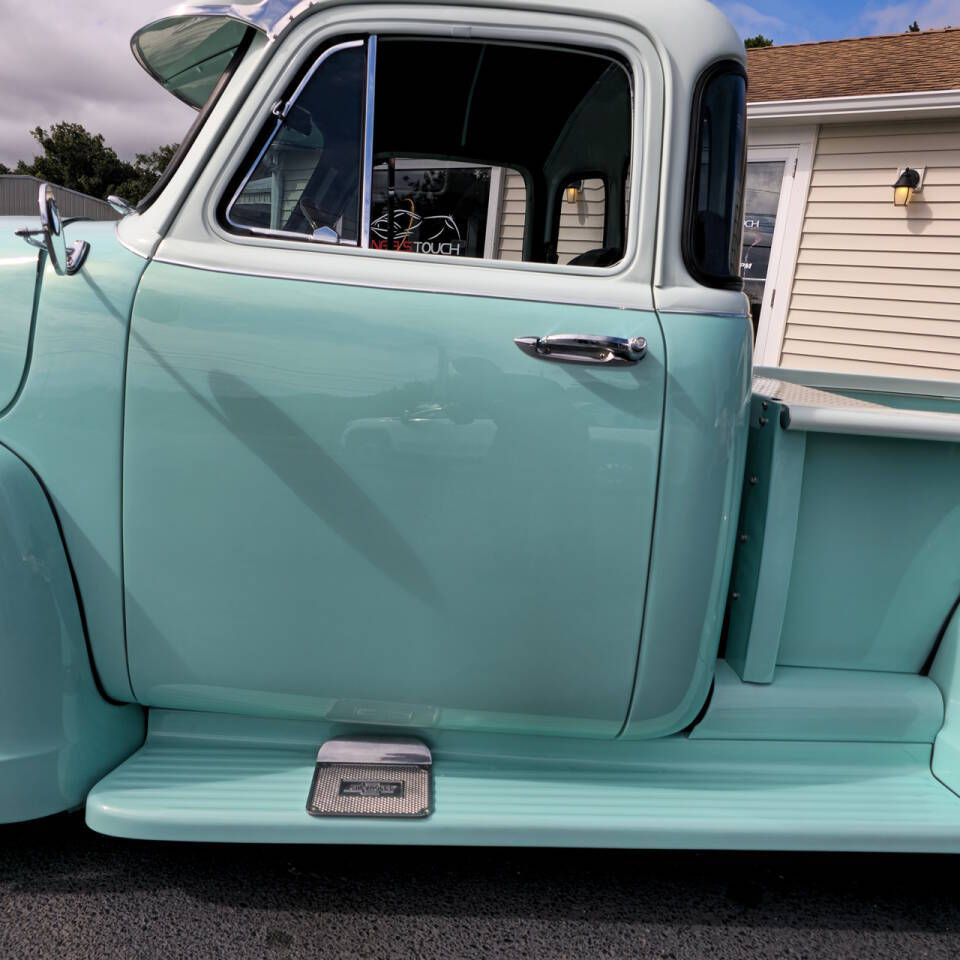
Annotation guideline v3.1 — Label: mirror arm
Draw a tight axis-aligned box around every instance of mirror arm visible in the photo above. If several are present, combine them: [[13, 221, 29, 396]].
[[15, 227, 47, 250], [14, 228, 88, 273]]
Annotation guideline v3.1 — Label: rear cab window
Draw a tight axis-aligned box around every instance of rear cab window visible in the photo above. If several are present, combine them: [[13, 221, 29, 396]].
[[223, 36, 634, 270], [683, 61, 747, 287]]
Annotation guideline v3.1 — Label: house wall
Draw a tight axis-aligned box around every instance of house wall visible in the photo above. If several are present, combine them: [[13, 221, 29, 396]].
[[495, 170, 526, 261], [280, 153, 321, 226], [776, 118, 960, 381]]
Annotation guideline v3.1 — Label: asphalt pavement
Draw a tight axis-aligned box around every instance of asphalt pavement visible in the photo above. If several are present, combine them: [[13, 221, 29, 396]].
[[2, 812, 960, 958]]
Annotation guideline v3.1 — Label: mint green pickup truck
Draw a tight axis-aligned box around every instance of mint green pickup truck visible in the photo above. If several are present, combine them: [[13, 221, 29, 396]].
[[3, 0, 960, 851]]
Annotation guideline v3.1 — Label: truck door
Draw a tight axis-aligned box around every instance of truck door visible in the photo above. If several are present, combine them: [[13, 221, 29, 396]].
[[122, 29, 666, 738]]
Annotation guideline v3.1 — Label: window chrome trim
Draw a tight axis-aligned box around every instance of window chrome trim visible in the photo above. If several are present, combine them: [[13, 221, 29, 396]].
[[361, 35, 377, 249], [224, 37, 365, 243]]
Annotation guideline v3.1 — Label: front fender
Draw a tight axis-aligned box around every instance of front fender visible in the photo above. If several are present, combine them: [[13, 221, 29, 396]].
[[0, 444, 143, 823]]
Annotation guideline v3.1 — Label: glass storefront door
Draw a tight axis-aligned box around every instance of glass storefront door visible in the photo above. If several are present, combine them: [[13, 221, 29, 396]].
[[742, 147, 798, 340]]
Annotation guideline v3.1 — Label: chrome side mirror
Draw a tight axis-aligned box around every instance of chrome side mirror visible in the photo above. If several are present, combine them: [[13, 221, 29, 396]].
[[39, 183, 90, 276], [107, 195, 135, 217]]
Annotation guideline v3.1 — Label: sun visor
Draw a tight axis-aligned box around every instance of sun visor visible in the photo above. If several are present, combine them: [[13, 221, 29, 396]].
[[132, 15, 258, 108]]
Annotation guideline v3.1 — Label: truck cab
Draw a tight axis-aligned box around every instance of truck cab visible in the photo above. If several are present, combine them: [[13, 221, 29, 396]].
[[109, 0, 752, 744]]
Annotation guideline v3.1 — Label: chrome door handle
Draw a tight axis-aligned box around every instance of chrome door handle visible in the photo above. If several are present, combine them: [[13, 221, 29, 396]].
[[514, 334, 646, 366]]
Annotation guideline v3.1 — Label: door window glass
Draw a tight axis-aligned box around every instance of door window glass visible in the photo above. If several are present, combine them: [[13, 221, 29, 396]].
[[372, 39, 629, 267], [225, 37, 633, 268], [227, 42, 365, 243]]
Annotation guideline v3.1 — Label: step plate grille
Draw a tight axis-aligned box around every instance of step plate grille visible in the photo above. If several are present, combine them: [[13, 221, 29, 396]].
[[307, 762, 430, 818]]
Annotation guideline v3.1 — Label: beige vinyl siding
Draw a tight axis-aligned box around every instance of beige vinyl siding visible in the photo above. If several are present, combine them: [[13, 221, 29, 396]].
[[497, 171, 527, 261], [280, 151, 325, 226], [778, 118, 960, 381], [495, 175, 606, 263], [557, 179, 606, 263]]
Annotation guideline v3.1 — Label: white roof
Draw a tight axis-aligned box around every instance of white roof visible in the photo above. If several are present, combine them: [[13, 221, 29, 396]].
[[134, 0, 744, 99], [147, 0, 740, 41]]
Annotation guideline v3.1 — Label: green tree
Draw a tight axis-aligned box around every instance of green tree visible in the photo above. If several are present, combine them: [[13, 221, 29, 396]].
[[745, 34, 774, 47], [907, 20, 920, 31], [12, 123, 179, 205], [113, 144, 180, 204], [15, 122, 134, 200], [0, 162, 9, 175]]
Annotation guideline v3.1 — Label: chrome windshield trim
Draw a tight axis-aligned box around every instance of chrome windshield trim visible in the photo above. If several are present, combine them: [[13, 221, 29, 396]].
[[134, 1, 318, 43], [361, 35, 377, 249], [224, 38, 364, 241], [285, 36, 363, 109]]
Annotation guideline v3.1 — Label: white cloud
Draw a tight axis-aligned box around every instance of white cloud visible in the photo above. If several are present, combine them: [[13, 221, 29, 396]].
[[723, 2, 788, 31], [863, 0, 960, 32], [719, 3, 815, 42], [0, 1, 195, 167]]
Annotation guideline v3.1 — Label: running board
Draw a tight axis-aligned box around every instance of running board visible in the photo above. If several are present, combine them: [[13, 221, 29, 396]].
[[86, 710, 960, 851]]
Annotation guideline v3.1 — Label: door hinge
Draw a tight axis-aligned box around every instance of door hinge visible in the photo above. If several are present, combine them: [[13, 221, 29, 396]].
[[792, 157, 798, 176], [770, 288, 776, 308]]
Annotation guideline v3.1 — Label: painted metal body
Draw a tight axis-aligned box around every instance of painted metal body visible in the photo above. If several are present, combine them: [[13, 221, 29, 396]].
[[0, 222, 148, 822], [6, 0, 960, 848], [0, 440, 142, 822], [0, 244, 37, 411], [123, 264, 666, 735]]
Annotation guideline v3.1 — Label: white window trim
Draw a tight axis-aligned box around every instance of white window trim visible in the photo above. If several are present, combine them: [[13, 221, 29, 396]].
[[213, 21, 644, 282], [748, 125, 817, 367], [152, 8, 664, 311]]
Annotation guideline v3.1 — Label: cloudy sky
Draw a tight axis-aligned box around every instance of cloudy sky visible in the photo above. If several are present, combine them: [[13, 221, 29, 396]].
[[722, 0, 960, 44], [0, 0, 194, 168], [1, 0, 959, 168]]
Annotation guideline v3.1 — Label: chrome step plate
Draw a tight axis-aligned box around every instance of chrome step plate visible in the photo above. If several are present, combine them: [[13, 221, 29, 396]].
[[306, 737, 432, 818]]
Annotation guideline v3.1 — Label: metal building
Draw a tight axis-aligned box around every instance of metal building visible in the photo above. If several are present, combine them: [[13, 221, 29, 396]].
[[0, 175, 119, 220]]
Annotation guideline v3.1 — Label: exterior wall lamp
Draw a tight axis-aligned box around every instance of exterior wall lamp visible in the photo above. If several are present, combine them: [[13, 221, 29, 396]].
[[564, 180, 583, 204], [893, 167, 923, 206]]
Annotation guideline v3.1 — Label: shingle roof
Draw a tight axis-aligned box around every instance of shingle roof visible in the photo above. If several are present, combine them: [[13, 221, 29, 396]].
[[746, 28, 960, 102]]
